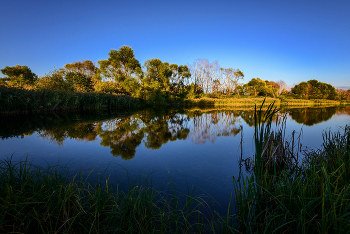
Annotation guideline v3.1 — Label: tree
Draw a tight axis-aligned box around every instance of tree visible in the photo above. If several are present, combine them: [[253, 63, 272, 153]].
[[265, 81, 280, 97], [244, 78, 267, 96], [276, 80, 289, 94], [336, 89, 350, 100], [64, 60, 97, 92], [220, 68, 244, 95], [98, 46, 141, 83], [65, 71, 93, 92], [292, 80, 337, 100], [188, 59, 207, 94], [188, 59, 221, 94], [64, 60, 96, 78], [97, 46, 141, 94], [169, 64, 191, 94], [212, 79, 221, 94], [1, 65, 37, 86], [291, 81, 309, 99], [35, 68, 68, 91], [140, 59, 172, 102]]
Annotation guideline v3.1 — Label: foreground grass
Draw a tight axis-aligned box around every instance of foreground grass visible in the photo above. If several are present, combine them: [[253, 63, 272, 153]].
[[0, 157, 237, 234], [234, 101, 350, 233], [0, 86, 139, 113]]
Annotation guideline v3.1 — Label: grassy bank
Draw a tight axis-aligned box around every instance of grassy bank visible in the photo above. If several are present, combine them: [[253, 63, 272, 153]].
[[234, 101, 350, 233], [184, 96, 347, 106], [184, 97, 280, 106], [0, 86, 139, 114], [2, 85, 349, 115]]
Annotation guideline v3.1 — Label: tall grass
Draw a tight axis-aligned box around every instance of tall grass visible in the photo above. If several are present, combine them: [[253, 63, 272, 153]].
[[234, 101, 350, 233], [0, 86, 139, 114], [0, 156, 238, 233]]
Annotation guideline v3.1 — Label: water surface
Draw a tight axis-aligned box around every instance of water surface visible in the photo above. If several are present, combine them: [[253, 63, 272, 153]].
[[1, 105, 349, 214]]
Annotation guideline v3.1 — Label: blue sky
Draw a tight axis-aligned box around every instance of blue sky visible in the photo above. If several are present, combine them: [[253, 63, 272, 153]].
[[1, 0, 349, 89]]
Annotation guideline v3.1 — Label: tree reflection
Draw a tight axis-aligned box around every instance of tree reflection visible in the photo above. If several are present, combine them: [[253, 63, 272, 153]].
[[287, 107, 337, 126], [187, 111, 241, 144], [95, 117, 144, 160], [38, 123, 98, 146], [1, 106, 348, 160], [228, 107, 341, 127]]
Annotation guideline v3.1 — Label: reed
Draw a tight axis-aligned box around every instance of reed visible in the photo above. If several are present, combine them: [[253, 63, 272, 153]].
[[0, 86, 139, 114], [0, 156, 237, 233], [234, 101, 350, 233]]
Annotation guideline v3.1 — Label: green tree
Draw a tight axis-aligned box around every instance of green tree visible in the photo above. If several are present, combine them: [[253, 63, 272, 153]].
[[243, 78, 279, 97], [97, 46, 141, 94], [35, 69, 69, 91], [169, 64, 191, 94], [292, 81, 310, 99], [64, 60, 96, 78], [141, 58, 173, 102], [65, 71, 93, 92], [1, 65, 37, 86], [292, 80, 337, 100], [244, 78, 267, 96], [98, 46, 141, 83], [221, 68, 244, 95]]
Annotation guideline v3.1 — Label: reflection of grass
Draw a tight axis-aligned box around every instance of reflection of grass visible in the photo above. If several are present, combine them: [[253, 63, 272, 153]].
[[234, 101, 350, 233], [0, 157, 237, 233]]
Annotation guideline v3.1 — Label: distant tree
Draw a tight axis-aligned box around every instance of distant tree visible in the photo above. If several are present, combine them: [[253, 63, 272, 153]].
[[141, 59, 172, 102], [276, 80, 289, 94], [63, 60, 97, 92], [336, 89, 350, 100], [65, 71, 93, 92], [244, 78, 267, 96], [292, 79, 337, 100], [188, 59, 220, 94], [243, 78, 279, 97], [212, 79, 221, 94], [97, 46, 142, 94], [98, 46, 141, 83], [266, 81, 280, 90], [291, 81, 310, 99], [234, 83, 246, 95], [64, 60, 96, 78], [221, 68, 244, 95], [265, 81, 280, 97], [1, 65, 37, 86], [35, 68, 68, 91], [169, 64, 191, 94]]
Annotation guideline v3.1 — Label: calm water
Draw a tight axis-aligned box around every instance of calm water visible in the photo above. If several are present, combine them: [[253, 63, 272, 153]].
[[1, 106, 350, 214]]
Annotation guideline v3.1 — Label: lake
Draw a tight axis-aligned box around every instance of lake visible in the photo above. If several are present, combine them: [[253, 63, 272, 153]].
[[1, 105, 349, 215]]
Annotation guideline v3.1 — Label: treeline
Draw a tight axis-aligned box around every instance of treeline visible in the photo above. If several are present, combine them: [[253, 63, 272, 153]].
[[1, 45, 349, 104]]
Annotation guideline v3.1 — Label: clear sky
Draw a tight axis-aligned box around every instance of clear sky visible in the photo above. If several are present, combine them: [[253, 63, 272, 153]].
[[1, 0, 349, 89]]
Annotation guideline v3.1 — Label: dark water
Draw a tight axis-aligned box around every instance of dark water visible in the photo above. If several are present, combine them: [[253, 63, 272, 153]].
[[1, 105, 350, 214]]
